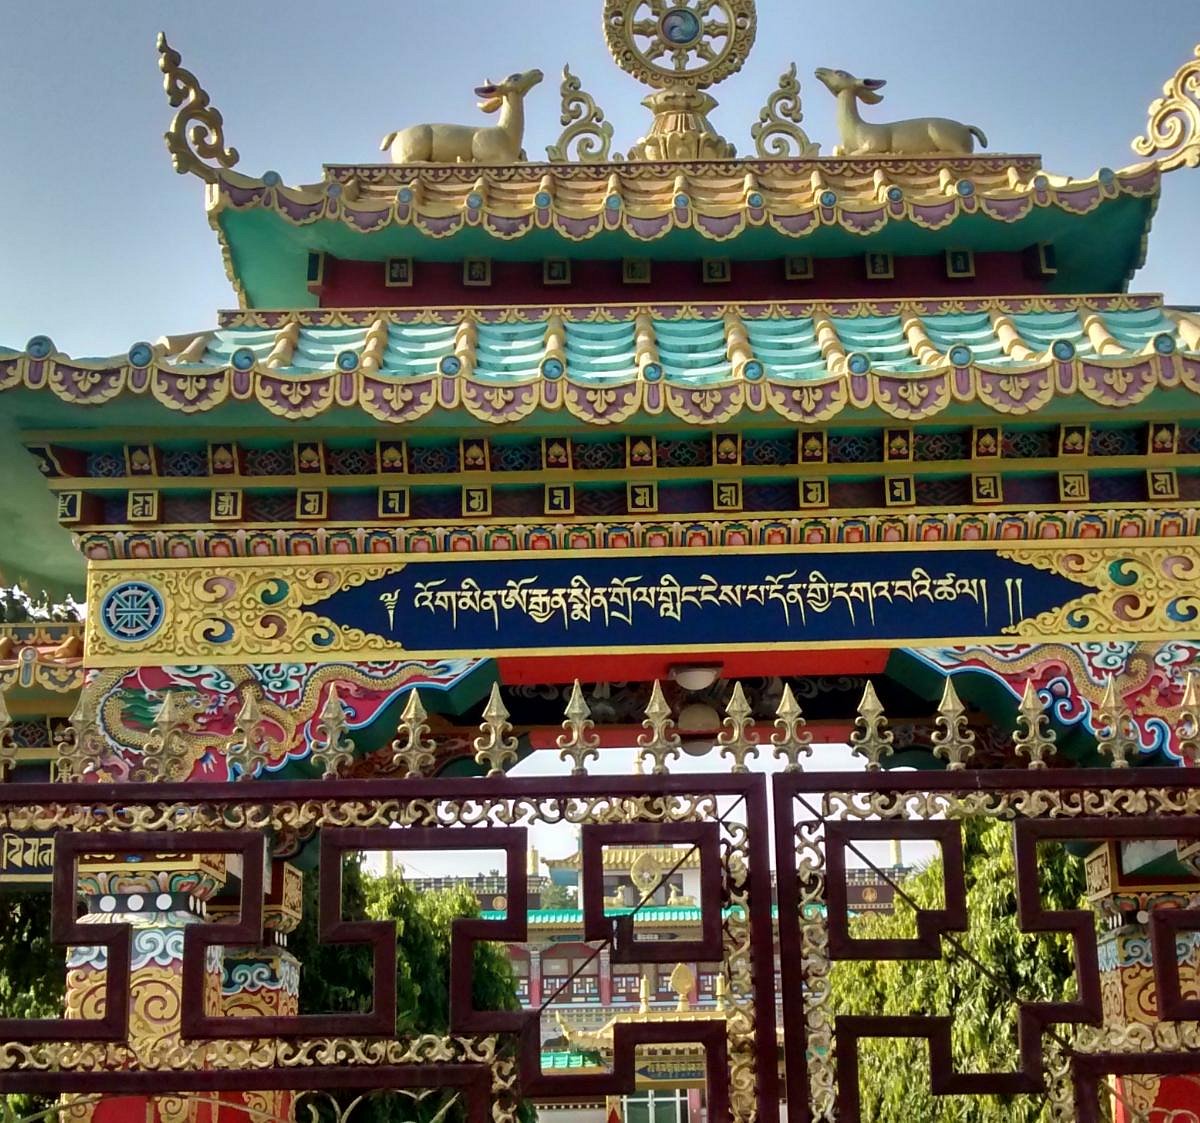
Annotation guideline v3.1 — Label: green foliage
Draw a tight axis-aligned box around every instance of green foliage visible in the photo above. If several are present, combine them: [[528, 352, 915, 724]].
[[828, 818, 1089, 1123], [0, 893, 63, 1118], [292, 857, 533, 1123], [537, 881, 578, 911]]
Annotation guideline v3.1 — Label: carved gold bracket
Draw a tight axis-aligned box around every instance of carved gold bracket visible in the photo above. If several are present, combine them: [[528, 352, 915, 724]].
[[1132, 42, 1200, 172], [158, 31, 239, 183], [547, 65, 614, 163], [751, 63, 819, 158]]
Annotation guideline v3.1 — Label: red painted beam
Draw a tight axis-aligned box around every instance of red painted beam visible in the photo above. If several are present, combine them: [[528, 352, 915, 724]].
[[497, 649, 889, 687]]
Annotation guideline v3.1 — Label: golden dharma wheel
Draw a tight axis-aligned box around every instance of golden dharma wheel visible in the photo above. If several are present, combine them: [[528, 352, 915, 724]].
[[603, 0, 757, 90]]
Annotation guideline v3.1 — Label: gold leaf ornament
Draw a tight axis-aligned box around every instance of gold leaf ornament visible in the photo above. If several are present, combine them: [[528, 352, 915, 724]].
[[771, 683, 813, 771], [716, 682, 760, 773], [158, 32, 239, 183], [637, 679, 681, 775], [556, 680, 601, 776], [546, 65, 614, 163], [391, 689, 438, 778], [849, 681, 893, 771], [1132, 43, 1200, 172], [751, 63, 820, 158], [312, 684, 355, 779], [1013, 680, 1057, 769], [930, 677, 977, 771], [474, 683, 519, 776]]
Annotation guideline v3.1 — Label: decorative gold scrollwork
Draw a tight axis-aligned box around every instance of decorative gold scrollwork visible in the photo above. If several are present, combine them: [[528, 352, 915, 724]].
[[546, 65, 615, 163], [751, 63, 820, 158], [157, 32, 239, 184], [1132, 43, 1200, 172]]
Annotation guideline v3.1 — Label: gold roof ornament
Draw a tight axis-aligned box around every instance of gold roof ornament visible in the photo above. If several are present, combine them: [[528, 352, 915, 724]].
[[381, 69, 545, 165], [1132, 43, 1200, 172], [546, 66, 615, 163], [751, 63, 820, 158], [157, 33, 239, 184], [603, 0, 757, 161]]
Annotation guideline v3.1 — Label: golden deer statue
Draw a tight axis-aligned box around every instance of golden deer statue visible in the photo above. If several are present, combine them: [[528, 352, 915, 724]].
[[815, 67, 988, 157], [380, 69, 544, 165]]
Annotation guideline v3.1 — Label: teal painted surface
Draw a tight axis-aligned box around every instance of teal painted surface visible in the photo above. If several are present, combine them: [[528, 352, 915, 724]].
[[182, 307, 1194, 384]]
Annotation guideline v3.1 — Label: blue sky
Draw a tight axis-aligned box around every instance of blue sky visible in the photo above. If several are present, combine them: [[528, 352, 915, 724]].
[[1, 0, 1197, 354]]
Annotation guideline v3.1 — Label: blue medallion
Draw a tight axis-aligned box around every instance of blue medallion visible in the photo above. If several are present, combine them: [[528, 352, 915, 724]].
[[660, 8, 701, 46], [100, 581, 166, 642]]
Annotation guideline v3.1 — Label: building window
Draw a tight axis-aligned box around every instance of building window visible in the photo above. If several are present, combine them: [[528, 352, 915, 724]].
[[624, 1090, 688, 1123]]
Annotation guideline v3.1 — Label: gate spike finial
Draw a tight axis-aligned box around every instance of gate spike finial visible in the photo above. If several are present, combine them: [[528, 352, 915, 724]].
[[474, 682, 519, 776], [717, 682, 760, 773], [56, 685, 102, 782], [771, 684, 813, 771], [850, 681, 893, 771], [1013, 680, 1056, 769], [392, 689, 438, 778], [312, 684, 355, 780], [1180, 671, 1200, 766], [637, 680, 681, 775], [0, 688, 14, 779], [557, 680, 600, 776], [931, 677, 976, 771], [226, 691, 265, 781], [139, 691, 192, 782], [1096, 674, 1137, 769]]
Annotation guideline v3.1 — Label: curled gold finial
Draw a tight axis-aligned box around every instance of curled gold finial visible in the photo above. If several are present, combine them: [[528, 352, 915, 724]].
[[158, 32, 239, 183], [392, 690, 438, 778], [1013, 680, 1057, 770], [557, 680, 600, 776], [1096, 675, 1137, 769], [312, 685, 355, 780], [546, 65, 614, 163], [1179, 671, 1200, 766], [850, 681, 893, 771], [637, 680, 681, 775], [751, 63, 820, 158], [771, 684, 813, 771], [931, 678, 976, 771], [1132, 43, 1200, 172], [717, 682, 760, 773], [474, 683, 519, 777], [227, 692, 265, 781]]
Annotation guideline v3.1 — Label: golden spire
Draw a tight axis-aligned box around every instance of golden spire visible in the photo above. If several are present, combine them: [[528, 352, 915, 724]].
[[1096, 675, 1136, 769], [474, 683, 519, 776], [557, 680, 600, 776], [392, 690, 438, 778], [157, 33, 239, 183], [771, 684, 813, 771], [1013, 680, 1056, 769], [226, 691, 264, 782], [637, 680, 681, 775], [850, 682, 893, 771], [931, 678, 976, 771], [717, 682, 759, 773], [312, 685, 355, 780], [1179, 671, 1200, 767], [1132, 43, 1200, 172]]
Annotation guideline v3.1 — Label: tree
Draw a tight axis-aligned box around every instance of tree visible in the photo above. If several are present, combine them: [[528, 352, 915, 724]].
[[291, 857, 533, 1123], [828, 818, 1088, 1123], [537, 881, 578, 911], [0, 892, 63, 1118]]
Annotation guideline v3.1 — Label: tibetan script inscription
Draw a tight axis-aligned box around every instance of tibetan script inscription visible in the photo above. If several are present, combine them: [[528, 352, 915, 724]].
[[310, 547, 1098, 655]]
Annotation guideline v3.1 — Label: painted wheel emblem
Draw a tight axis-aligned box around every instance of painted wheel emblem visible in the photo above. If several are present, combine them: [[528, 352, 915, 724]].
[[101, 581, 165, 642]]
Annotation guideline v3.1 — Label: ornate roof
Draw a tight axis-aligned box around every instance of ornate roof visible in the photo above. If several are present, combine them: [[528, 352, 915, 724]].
[[208, 157, 1159, 306], [4, 297, 1195, 429]]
